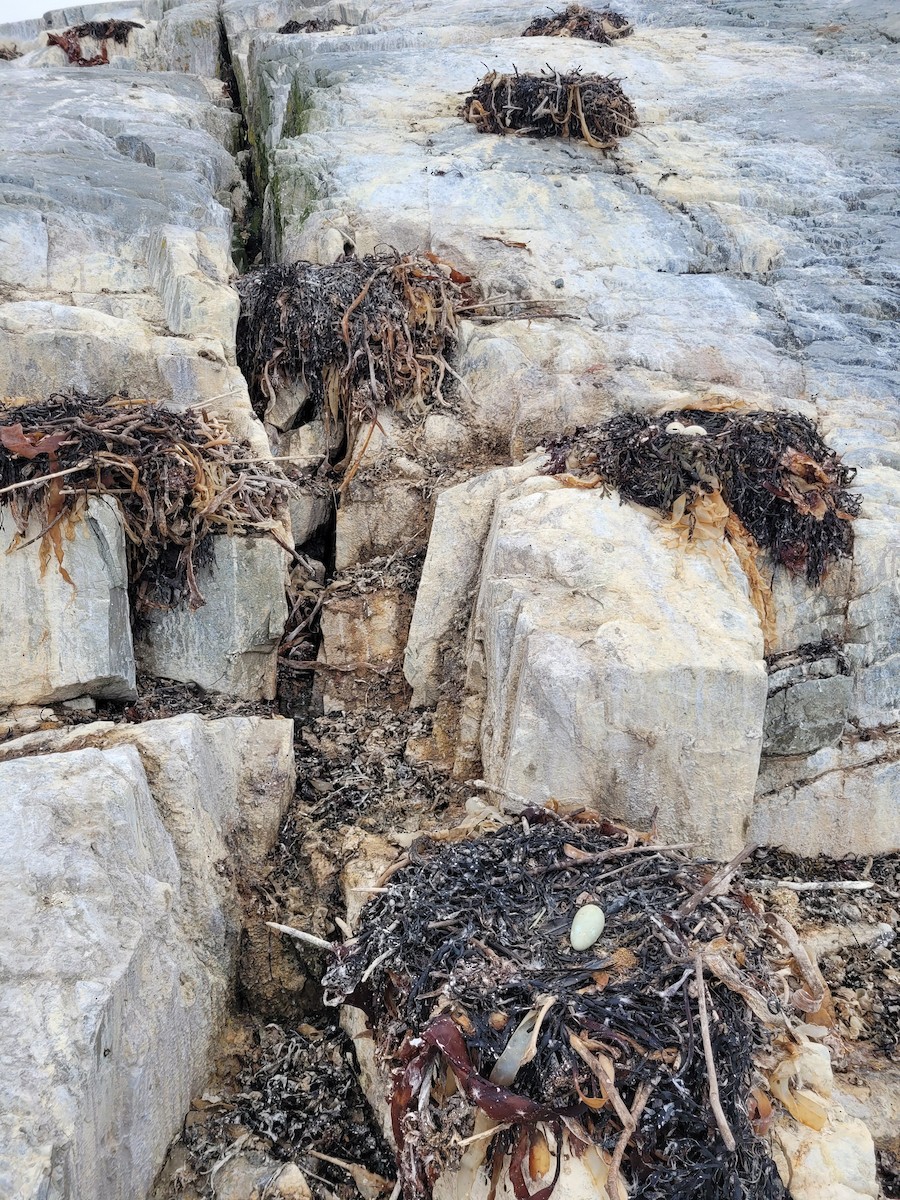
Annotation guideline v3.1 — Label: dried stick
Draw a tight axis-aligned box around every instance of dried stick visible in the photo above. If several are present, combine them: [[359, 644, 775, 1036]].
[[750, 879, 873, 892], [0, 461, 91, 497], [694, 952, 736, 1152], [265, 921, 332, 951], [677, 842, 757, 918], [568, 1031, 633, 1128], [606, 1079, 653, 1200]]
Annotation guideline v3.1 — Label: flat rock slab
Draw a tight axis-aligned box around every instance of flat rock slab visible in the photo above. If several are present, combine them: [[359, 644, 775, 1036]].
[[0, 497, 136, 708], [0, 714, 294, 1200]]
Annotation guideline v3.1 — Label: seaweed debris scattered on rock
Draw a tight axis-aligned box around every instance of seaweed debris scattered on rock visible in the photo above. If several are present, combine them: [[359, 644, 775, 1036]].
[[0, 393, 289, 612], [323, 808, 842, 1200], [163, 1021, 395, 1200], [236, 253, 469, 458], [47, 19, 143, 66], [278, 17, 341, 33], [522, 5, 633, 43], [0, 44, 22, 60], [463, 68, 637, 150]]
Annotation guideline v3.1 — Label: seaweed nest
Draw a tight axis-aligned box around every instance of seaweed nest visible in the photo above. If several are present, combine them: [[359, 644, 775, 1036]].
[[522, 5, 633, 43], [542, 408, 859, 646], [324, 810, 836, 1200], [0, 394, 289, 612], [543, 410, 859, 586], [236, 253, 468, 450], [278, 17, 340, 33], [47, 19, 142, 66], [0, 44, 22, 60], [463, 68, 637, 150]]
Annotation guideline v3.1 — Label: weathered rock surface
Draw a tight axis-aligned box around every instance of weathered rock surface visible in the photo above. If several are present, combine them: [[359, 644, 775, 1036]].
[[317, 590, 413, 712], [466, 479, 767, 856], [136, 535, 288, 701], [0, 497, 136, 708], [772, 1044, 879, 1200], [0, 714, 294, 1200], [0, 58, 264, 459]]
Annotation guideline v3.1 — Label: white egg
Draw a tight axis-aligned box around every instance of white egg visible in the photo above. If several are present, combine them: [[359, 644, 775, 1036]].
[[569, 904, 606, 950]]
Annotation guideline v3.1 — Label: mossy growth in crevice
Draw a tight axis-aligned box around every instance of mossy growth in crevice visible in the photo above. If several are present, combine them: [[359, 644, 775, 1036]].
[[281, 75, 316, 140]]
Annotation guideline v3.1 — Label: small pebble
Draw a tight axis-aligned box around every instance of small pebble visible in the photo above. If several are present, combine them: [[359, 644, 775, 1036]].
[[570, 903, 605, 950], [553, 278, 564, 288]]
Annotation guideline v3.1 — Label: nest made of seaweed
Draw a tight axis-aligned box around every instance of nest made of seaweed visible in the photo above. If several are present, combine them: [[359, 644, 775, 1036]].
[[0, 44, 22, 60], [463, 67, 637, 150], [278, 17, 340, 33], [543, 409, 860, 587], [324, 810, 835, 1200], [522, 5, 633, 43], [47, 19, 143, 66], [0, 393, 290, 612], [236, 253, 468, 446]]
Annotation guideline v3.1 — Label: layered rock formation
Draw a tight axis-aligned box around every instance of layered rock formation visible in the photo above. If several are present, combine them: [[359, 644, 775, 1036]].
[[1, 0, 898, 1198]]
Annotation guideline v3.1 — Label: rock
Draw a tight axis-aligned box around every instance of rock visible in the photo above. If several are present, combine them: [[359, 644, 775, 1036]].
[[0, 714, 294, 1200], [774, 1108, 878, 1200], [0, 497, 136, 709], [210, 1153, 310, 1200], [136, 535, 288, 700], [771, 1042, 879, 1200], [751, 733, 900, 856], [465, 480, 767, 857], [834, 1054, 900, 1158], [844, 488, 900, 731], [288, 486, 332, 547], [317, 590, 413, 712], [763, 659, 851, 756], [147, 224, 239, 347], [212, 1154, 264, 1200], [156, 0, 223, 78], [269, 1163, 312, 1199], [404, 458, 546, 708], [0, 65, 266, 455], [335, 478, 430, 569]]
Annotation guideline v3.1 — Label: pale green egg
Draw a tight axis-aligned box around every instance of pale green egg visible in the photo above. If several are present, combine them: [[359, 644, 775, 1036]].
[[569, 904, 605, 950]]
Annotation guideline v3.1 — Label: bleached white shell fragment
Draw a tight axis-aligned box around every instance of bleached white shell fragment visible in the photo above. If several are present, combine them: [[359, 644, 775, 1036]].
[[569, 904, 605, 950]]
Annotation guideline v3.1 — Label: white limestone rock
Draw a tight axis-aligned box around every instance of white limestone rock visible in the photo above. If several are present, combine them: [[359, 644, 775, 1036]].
[[775, 1105, 878, 1200], [463, 480, 767, 857], [404, 458, 546, 707], [0, 497, 136, 709], [136, 535, 288, 700], [0, 714, 294, 1200], [0, 65, 265, 454]]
